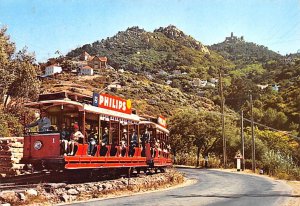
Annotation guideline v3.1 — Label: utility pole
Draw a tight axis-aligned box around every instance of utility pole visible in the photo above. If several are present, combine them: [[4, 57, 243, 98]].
[[219, 70, 226, 168], [241, 110, 245, 171], [250, 93, 256, 172]]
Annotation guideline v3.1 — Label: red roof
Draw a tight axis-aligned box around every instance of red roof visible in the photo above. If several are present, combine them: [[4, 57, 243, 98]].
[[98, 57, 107, 62], [90, 56, 107, 62], [82, 65, 93, 69]]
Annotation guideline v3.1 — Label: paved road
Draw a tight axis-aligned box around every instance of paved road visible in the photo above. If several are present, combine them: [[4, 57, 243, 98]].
[[70, 168, 293, 206]]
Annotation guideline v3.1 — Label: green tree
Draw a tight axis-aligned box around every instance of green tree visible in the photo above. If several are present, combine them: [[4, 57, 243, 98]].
[[169, 109, 239, 167]]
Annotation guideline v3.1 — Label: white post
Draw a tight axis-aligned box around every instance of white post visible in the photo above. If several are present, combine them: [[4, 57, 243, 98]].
[[237, 158, 241, 171]]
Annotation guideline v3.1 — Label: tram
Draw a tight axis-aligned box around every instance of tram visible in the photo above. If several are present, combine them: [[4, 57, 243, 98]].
[[21, 92, 172, 172]]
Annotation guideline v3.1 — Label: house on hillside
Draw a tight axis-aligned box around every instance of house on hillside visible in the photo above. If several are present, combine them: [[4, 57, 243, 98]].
[[206, 82, 216, 88], [44, 64, 62, 76], [78, 51, 108, 73], [80, 65, 94, 75], [80, 51, 91, 61], [87, 56, 107, 73], [166, 80, 172, 85], [192, 78, 208, 87], [209, 78, 219, 84], [108, 82, 122, 91]]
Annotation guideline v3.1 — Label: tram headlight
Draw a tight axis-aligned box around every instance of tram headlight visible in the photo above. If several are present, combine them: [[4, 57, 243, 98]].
[[33, 141, 43, 150]]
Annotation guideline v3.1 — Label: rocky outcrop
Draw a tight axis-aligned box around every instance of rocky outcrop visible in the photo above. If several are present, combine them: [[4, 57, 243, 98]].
[[154, 25, 210, 54]]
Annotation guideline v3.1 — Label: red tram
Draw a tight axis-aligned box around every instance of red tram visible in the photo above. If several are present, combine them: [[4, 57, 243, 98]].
[[21, 92, 172, 173]]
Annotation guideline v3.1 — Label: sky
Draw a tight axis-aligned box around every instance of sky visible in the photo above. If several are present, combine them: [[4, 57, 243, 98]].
[[0, 0, 300, 62]]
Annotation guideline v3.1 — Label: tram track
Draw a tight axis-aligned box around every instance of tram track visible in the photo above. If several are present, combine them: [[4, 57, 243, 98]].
[[0, 168, 147, 192]]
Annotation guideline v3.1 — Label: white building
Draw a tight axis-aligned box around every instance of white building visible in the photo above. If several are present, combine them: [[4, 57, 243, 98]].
[[209, 78, 219, 84], [108, 83, 122, 90], [45, 65, 62, 76], [80, 66, 94, 75], [206, 82, 216, 88]]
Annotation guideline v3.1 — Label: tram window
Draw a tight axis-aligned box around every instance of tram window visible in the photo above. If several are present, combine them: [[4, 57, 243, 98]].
[[111, 121, 120, 145]]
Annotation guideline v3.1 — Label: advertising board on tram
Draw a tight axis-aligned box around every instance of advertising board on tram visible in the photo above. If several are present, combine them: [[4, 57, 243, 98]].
[[93, 93, 132, 114], [158, 116, 167, 128]]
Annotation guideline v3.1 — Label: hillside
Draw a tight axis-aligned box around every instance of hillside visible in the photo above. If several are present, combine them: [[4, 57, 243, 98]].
[[40, 69, 219, 118], [209, 33, 281, 67], [67, 25, 233, 78]]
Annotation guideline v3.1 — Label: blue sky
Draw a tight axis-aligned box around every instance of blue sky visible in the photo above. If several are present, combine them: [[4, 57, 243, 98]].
[[0, 0, 299, 62]]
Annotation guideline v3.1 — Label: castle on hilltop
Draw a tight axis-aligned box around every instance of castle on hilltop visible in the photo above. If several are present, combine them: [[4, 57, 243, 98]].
[[225, 32, 244, 42]]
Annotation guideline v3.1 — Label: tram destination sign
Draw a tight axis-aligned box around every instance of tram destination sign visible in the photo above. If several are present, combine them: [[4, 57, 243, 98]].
[[92, 93, 132, 114]]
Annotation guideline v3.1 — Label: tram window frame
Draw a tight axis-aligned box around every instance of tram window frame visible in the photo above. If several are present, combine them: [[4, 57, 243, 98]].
[[110, 121, 120, 145]]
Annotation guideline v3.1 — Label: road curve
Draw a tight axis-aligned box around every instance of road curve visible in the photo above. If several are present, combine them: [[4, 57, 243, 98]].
[[69, 168, 292, 206]]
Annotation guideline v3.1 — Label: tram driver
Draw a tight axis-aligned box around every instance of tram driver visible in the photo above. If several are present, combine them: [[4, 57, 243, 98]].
[[25, 110, 51, 132]]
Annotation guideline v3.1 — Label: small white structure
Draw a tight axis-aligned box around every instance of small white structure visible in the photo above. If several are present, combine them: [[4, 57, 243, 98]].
[[206, 82, 216, 88], [80, 66, 94, 75], [209, 78, 219, 84], [108, 83, 122, 90], [158, 70, 168, 76], [45, 65, 62, 76], [166, 80, 172, 85], [257, 84, 268, 90], [172, 70, 181, 75]]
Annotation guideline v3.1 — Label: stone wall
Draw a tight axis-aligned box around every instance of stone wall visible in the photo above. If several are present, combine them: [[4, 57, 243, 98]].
[[0, 137, 24, 177]]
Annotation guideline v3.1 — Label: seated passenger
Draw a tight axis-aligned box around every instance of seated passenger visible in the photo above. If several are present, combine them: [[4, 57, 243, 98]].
[[129, 129, 138, 157], [110, 139, 118, 156], [155, 139, 162, 157], [25, 110, 51, 132], [120, 129, 127, 157], [87, 126, 98, 156], [60, 123, 70, 155], [100, 127, 109, 156], [140, 128, 150, 157], [69, 124, 84, 156]]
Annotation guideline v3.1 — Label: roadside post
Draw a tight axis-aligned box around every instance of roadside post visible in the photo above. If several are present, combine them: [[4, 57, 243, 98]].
[[235, 150, 243, 172]]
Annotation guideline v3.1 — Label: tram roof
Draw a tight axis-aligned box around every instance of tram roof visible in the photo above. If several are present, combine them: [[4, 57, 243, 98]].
[[139, 121, 169, 134], [25, 99, 140, 122]]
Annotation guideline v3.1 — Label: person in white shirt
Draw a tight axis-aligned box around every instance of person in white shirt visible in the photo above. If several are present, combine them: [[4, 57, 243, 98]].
[[68, 124, 84, 156]]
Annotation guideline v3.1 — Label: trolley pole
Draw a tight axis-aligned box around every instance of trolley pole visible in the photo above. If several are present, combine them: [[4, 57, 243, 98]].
[[219, 70, 226, 168], [241, 110, 245, 171], [250, 93, 256, 172]]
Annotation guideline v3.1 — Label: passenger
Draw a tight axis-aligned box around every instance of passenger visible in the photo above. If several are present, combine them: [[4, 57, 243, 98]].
[[129, 129, 138, 157], [150, 138, 156, 157], [60, 123, 70, 155], [120, 129, 127, 157], [25, 110, 51, 132], [87, 126, 98, 156], [110, 139, 118, 156], [141, 128, 150, 157], [100, 127, 109, 156], [155, 139, 162, 157], [69, 124, 84, 156]]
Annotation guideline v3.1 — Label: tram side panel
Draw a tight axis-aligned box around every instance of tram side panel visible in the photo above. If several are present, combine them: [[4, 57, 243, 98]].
[[22, 133, 61, 161]]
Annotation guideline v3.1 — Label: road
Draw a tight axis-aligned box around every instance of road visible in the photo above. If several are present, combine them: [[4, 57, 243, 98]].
[[69, 168, 292, 206]]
